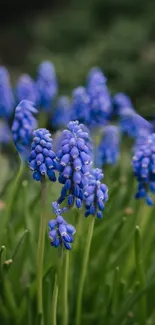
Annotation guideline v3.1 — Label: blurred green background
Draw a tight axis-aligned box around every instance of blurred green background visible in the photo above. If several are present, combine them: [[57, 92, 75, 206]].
[[1, 0, 155, 114]]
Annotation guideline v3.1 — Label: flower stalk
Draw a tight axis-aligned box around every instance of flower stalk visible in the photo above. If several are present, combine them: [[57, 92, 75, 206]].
[[37, 176, 46, 324], [62, 251, 69, 325], [51, 273, 59, 325], [75, 216, 95, 325]]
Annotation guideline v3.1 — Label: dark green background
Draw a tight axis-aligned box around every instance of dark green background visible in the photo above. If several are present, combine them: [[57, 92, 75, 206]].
[[1, 0, 155, 116]]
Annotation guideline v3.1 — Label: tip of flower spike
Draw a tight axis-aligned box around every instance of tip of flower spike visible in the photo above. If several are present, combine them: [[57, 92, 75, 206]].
[[87, 67, 107, 86], [0, 66, 9, 79], [48, 208, 76, 250], [16, 74, 38, 104], [17, 100, 38, 114]]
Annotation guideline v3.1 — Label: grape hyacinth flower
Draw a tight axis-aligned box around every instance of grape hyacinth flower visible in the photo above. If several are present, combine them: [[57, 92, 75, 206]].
[[71, 87, 90, 124], [56, 121, 92, 208], [16, 74, 38, 104], [113, 92, 135, 116], [0, 66, 14, 118], [28, 128, 56, 182], [97, 125, 120, 166], [87, 67, 107, 87], [120, 111, 153, 138], [36, 61, 58, 110], [133, 128, 151, 153], [12, 100, 38, 160], [87, 68, 112, 127], [84, 168, 108, 218], [132, 133, 155, 205], [52, 96, 70, 129], [48, 202, 76, 250]]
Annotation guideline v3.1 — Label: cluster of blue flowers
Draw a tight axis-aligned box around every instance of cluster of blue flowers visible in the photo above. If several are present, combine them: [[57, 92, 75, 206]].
[[87, 68, 112, 127], [71, 68, 112, 127], [132, 133, 155, 205], [12, 100, 38, 159], [16, 74, 38, 105], [71, 87, 90, 125], [56, 121, 92, 208], [133, 128, 151, 153], [36, 61, 58, 110], [8, 61, 155, 252], [0, 66, 14, 118], [52, 96, 70, 129], [28, 128, 56, 182], [0, 61, 58, 124], [120, 111, 152, 139], [48, 202, 76, 250], [84, 169, 108, 218], [113, 92, 135, 116], [97, 125, 120, 166]]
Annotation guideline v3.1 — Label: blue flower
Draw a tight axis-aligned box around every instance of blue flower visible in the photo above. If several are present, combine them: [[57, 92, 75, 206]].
[[87, 69, 112, 126], [133, 128, 151, 153], [0, 66, 14, 118], [132, 133, 155, 205], [28, 128, 56, 182], [120, 111, 153, 138], [56, 121, 92, 208], [12, 100, 38, 160], [48, 202, 76, 250], [36, 61, 58, 110], [0, 121, 11, 144], [87, 67, 107, 88], [71, 87, 91, 124], [52, 96, 70, 129], [84, 168, 108, 218], [113, 92, 135, 116], [16, 74, 38, 104], [97, 125, 120, 166]]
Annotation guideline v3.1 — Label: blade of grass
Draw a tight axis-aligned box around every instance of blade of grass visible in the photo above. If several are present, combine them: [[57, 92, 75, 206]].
[[134, 226, 147, 325]]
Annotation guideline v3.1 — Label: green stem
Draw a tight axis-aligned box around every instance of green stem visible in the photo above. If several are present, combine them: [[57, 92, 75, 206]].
[[134, 225, 146, 325], [75, 217, 95, 325], [51, 273, 59, 325], [112, 266, 120, 316], [62, 252, 69, 325], [0, 246, 6, 280], [3, 162, 24, 229], [74, 211, 83, 251], [37, 176, 47, 325]]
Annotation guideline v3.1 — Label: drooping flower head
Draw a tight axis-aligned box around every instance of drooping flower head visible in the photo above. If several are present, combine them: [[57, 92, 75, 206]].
[[97, 125, 120, 166], [132, 133, 155, 205], [28, 128, 56, 182], [56, 121, 92, 208], [84, 168, 108, 218], [36, 61, 58, 110], [16, 74, 38, 104], [48, 202, 76, 250], [0, 120, 11, 144], [113, 92, 135, 116], [120, 111, 153, 138], [12, 100, 38, 160], [0, 66, 14, 118], [52, 96, 70, 129], [71, 87, 90, 125], [87, 68, 112, 127]]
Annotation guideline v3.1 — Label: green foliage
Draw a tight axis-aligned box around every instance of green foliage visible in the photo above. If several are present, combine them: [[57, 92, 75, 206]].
[[0, 150, 155, 324]]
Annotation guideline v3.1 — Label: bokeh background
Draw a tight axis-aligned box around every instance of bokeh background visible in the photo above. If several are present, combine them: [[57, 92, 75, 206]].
[[1, 0, 155, 117]]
